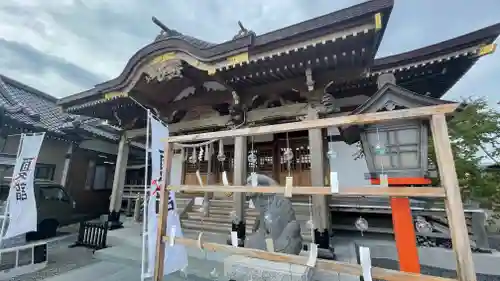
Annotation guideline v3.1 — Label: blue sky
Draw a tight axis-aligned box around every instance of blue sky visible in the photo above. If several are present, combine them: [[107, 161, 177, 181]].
[[0, 0, 499, 104]]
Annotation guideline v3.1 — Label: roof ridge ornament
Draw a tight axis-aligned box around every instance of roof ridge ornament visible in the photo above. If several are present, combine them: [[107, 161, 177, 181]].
[[152, 16, 183, 41], [232, 21, 254, 40]]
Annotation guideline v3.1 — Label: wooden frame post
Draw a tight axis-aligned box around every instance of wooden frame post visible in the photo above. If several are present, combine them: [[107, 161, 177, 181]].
[[430, 114, 476, 281], [152, 104, 473, 281], [307, 110, 330, 249], [233, 136, 247, 243], [153, 143, 173, 281]]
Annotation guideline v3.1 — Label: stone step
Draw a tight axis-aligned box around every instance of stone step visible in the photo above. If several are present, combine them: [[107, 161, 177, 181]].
[[199, 207, 260, 216], [182, 220, 312, 241], [184, 216, 258, 226]]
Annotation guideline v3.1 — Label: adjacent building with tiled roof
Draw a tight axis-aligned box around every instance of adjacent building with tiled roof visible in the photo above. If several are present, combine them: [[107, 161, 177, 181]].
[[0, 74, 118, 142], [0, 75, 126, 216]]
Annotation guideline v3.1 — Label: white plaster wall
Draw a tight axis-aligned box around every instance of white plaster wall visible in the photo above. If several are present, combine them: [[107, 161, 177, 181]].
[[2, 135, 70, 183], [327, 127, 375, 188]]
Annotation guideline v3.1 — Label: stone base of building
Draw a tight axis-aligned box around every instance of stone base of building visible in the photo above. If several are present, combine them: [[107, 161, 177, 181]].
[[224, 254, 313, 281]]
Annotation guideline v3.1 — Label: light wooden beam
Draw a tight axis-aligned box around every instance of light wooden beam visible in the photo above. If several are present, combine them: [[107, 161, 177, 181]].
[[126, 103, 314, 139], [164, 103, 460, 143], [161, 236, 456, 281], [167, 185, 446, 198], [153, 143, 173, 281], [430, 114, 476, 281]]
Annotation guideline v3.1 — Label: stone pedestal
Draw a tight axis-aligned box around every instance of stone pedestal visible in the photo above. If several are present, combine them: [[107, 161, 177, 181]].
[[224, 255, 313, 281]]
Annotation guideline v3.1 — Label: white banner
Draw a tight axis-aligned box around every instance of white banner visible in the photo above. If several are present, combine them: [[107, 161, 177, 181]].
[[4, 133, 45, 239], [147, 115, 188, 276]]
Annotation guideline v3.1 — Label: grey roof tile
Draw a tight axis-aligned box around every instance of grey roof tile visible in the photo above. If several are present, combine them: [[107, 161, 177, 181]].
[[0, 74, 117, 141]]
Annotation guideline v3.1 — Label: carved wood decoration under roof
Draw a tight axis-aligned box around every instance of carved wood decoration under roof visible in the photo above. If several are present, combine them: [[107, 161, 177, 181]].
[[57, 0, 499, 132], [59, 0, 394, 108]]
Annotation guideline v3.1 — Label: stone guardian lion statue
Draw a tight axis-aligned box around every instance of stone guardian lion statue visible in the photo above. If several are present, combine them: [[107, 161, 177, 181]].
[[245, 173, 303, 255]]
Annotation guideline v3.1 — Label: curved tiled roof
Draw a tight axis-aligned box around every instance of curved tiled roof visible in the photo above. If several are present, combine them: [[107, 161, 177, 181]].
[[154, 29, 217, 50], [0, 75, 116, 141], [372, 23, 500, 70], [58, 0, 393, 106]]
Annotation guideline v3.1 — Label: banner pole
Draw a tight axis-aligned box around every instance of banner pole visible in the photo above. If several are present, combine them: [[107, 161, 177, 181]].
[[0, 133, 25, 247], [141, 110, 151, 281]]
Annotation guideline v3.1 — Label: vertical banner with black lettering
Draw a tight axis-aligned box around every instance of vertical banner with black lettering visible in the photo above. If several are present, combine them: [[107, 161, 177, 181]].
[[4, 133, 45, 239], [147, 114, 187, 276]]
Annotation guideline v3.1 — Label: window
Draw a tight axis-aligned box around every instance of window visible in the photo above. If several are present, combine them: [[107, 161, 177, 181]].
[[84, 160, 96, 190], [39, 185, 70, 202], [92, 165, 107, 190], [35, 164, 56, 181], [85, 159, 113, 190]]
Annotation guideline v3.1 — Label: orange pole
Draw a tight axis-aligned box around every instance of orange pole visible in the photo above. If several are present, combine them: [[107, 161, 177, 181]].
[[390, 197, 421, 273]]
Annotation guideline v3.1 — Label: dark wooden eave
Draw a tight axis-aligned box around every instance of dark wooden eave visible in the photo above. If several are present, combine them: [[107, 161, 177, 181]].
[[327, 22, 500, 99], [57, 0, 393, 109]]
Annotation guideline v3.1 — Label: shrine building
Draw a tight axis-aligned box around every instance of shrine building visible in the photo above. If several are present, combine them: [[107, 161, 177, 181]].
[[57, 0, 499, 249]]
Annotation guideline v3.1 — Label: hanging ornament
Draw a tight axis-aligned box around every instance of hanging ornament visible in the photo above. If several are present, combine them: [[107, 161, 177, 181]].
[[189, 147, 197, 164], [283, 148, 294, 162], [374, 143, 386, 155], [305, 219, 314, 230], [204, 144, 210, 161], [415, 216, 433, 234], [229, 210, 239, 224], [355, 217, 369, 234], [209, 268, 219, 280], [198, 146, 204, 161], [327, 149, 337, 159], [248, 152, 257, 164], [217, 139, 226, 162], [217, 153, 226, 162]]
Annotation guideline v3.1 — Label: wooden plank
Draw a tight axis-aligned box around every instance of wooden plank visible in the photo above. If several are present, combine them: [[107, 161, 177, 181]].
[[153, 143, 173, 281], [307, 110, 329, 232], [167, 185, 446, 197], [430, 114, 476, 281], [164, 104, 460, 143], [233, 136, 246, 224], [162, 236, 456, 281], [125, 103, 316, 138]]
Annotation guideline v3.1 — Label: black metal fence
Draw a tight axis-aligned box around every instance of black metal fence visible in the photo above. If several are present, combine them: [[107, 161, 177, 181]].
[[70, 221, 108, 250]]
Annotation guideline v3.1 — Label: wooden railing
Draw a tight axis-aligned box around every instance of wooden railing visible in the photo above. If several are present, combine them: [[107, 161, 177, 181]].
[[154, 104, 475, 281]]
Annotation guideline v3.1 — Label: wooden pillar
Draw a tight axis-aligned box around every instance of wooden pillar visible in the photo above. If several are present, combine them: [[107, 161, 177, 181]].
[[60, 143, 74, 187], [390, 196, 420, 273], [430, 114, 476, 281], [203, 145, 212, 216], [233, 136, 247, 244], [154, 143, 173, 281], [308, 109, 330, 249], [108, 134, 129, 229]]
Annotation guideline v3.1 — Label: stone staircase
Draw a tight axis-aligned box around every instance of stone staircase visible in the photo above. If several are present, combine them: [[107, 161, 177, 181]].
[[177, 198, 314, 242]]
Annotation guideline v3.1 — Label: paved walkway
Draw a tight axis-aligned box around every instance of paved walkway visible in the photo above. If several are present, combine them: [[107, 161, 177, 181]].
[[10, 235, 97, 281]]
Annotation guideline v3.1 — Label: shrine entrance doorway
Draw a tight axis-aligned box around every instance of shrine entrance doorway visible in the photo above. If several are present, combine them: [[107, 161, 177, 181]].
[[182, 132, 314, 200]]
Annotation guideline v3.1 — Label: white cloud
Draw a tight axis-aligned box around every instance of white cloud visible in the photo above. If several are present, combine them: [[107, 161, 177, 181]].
[[0, 0, 499, 102]]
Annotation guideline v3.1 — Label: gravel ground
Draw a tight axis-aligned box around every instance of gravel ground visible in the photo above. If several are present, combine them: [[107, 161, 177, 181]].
[[8, 235, 98, 281]]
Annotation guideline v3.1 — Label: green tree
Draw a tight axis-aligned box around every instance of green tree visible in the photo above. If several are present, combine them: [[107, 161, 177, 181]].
[[429, 98, 500, 213]]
